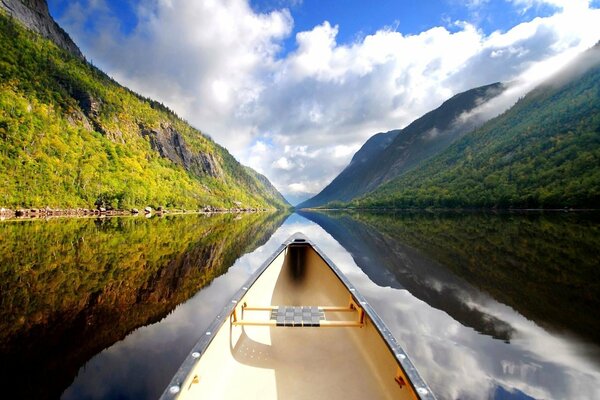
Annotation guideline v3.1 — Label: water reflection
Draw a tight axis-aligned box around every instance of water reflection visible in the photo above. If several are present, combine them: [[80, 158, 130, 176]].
[[297, 210, 600, 400], [299, 210, 600, 345], [2, 211, 600, 400], [0, 212, 287, 400], [299, 211, 517, 342]]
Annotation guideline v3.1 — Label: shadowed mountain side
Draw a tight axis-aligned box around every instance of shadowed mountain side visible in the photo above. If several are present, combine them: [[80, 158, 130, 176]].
[[299, 210, 515, 342], [299, 82, 505, 208], [301, 210, 600, 345], [0, 212, 288, 400], [299, 130, 400, 208]]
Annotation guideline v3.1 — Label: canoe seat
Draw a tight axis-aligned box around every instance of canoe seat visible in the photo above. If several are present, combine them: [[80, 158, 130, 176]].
[[270, 306, 325, 327], [231, 301, 365, 328]]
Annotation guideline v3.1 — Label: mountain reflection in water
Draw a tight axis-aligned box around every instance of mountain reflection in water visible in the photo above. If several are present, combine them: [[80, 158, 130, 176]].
[[1, 211, 599, 400], [298, 210, 600, 400], [299, 210, 600, 345], [0, 212, 288, 400]]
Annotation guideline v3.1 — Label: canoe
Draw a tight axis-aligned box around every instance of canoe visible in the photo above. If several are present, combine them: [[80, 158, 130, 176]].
[[160, 233, 435, 400]]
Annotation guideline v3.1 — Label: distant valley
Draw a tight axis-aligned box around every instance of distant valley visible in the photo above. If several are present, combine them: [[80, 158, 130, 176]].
[[2, 0, 598, 213]]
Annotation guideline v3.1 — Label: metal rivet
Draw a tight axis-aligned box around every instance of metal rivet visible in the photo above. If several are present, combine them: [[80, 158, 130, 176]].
[[192, 352, 200, 358], [417, 387, 429, 395], [242, 287, 248, 290], [169, 385, 180, 394], [397, 354, 406, 360], [206, 331, 211, 335], [232, 300, 238, 303]]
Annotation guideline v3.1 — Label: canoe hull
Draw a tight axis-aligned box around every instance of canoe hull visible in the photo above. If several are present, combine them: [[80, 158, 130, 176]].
[[161, 234, 435, 400]]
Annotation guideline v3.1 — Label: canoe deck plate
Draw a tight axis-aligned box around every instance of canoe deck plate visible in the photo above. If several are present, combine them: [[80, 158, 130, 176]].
[[270, 306, 325, 327]]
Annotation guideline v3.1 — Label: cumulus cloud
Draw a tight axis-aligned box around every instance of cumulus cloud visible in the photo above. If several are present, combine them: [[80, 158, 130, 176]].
[[56, 0, 600, 204]]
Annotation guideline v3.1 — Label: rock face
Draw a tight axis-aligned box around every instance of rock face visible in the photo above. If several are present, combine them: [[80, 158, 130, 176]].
[[142, 125, 224, 179], [0, 0, 83, 59]]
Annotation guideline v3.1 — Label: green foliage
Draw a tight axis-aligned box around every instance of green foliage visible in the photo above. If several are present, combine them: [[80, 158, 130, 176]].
[[0, 12, 289, 209], [351, 56, 600, 209], [0, 213, 286, 344]]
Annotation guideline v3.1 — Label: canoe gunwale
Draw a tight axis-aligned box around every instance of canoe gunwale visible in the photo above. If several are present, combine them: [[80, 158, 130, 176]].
[[306, 235, 436, 400], [159, 233, 436, 399], [159, 241, 287, 399]]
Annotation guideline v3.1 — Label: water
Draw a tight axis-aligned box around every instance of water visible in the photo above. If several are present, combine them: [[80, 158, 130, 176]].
[[0, 211, 599, 399]]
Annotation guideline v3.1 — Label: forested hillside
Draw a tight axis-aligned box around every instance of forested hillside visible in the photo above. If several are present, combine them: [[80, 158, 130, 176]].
[[0, 9, 289, 210], [352, 45, 600, 209]]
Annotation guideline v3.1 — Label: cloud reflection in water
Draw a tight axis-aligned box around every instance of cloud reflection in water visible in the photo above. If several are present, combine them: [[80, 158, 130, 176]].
[[63, 213, 600, 400]]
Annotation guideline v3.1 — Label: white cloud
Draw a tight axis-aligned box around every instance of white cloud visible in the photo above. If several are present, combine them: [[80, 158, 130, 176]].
[[465, 0, 491, 7], [273, 156, 293, 171], [57, 0, 600, 203], [287, 182, 308, 193]]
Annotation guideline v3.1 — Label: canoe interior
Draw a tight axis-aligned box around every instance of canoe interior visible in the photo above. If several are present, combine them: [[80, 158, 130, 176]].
[[175, 242, 420, 400]]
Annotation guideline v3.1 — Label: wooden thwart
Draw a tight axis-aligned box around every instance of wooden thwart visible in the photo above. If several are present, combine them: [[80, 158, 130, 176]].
[[231, 297, 365, 328], [242, 305, 357, 312]]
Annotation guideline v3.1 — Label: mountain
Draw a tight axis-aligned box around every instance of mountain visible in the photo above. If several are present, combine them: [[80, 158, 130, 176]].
[[355, 43, 600, 209], [298, 82, 505, 208], [0, 1, 289, 210], [298, 130, 400, 208], [0, 0, 82, 59]]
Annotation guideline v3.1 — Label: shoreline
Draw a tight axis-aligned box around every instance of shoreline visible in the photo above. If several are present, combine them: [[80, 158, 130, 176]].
[[296, 207, 600, 215], [0, 206, 274, 220]]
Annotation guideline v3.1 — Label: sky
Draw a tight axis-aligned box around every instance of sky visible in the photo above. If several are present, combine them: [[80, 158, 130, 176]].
[[48, 0, 600, 205]]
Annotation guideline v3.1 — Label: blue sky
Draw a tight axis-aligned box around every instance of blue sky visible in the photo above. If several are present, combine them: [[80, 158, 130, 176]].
[[48, 0, 600, 204], [252, 0, 557, 44], [50, 0, 563, 54]]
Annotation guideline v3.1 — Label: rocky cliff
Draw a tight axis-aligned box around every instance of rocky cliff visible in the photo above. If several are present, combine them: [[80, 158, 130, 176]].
[[0, 0, 83, 59], [141, 124, 225, 179]]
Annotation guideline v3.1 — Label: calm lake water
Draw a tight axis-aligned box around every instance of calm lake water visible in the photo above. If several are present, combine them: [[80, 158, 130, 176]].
[[1, 211, 599, 399]]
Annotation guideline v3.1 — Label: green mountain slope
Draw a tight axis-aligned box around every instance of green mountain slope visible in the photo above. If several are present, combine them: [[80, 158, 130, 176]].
[[354, 44, 600, 209], [299, 82, 505, 208], [0, 8, 289, 210]]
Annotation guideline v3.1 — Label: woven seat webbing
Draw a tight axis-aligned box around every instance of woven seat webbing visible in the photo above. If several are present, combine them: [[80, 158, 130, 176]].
[[270, 306, 325, 327]]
